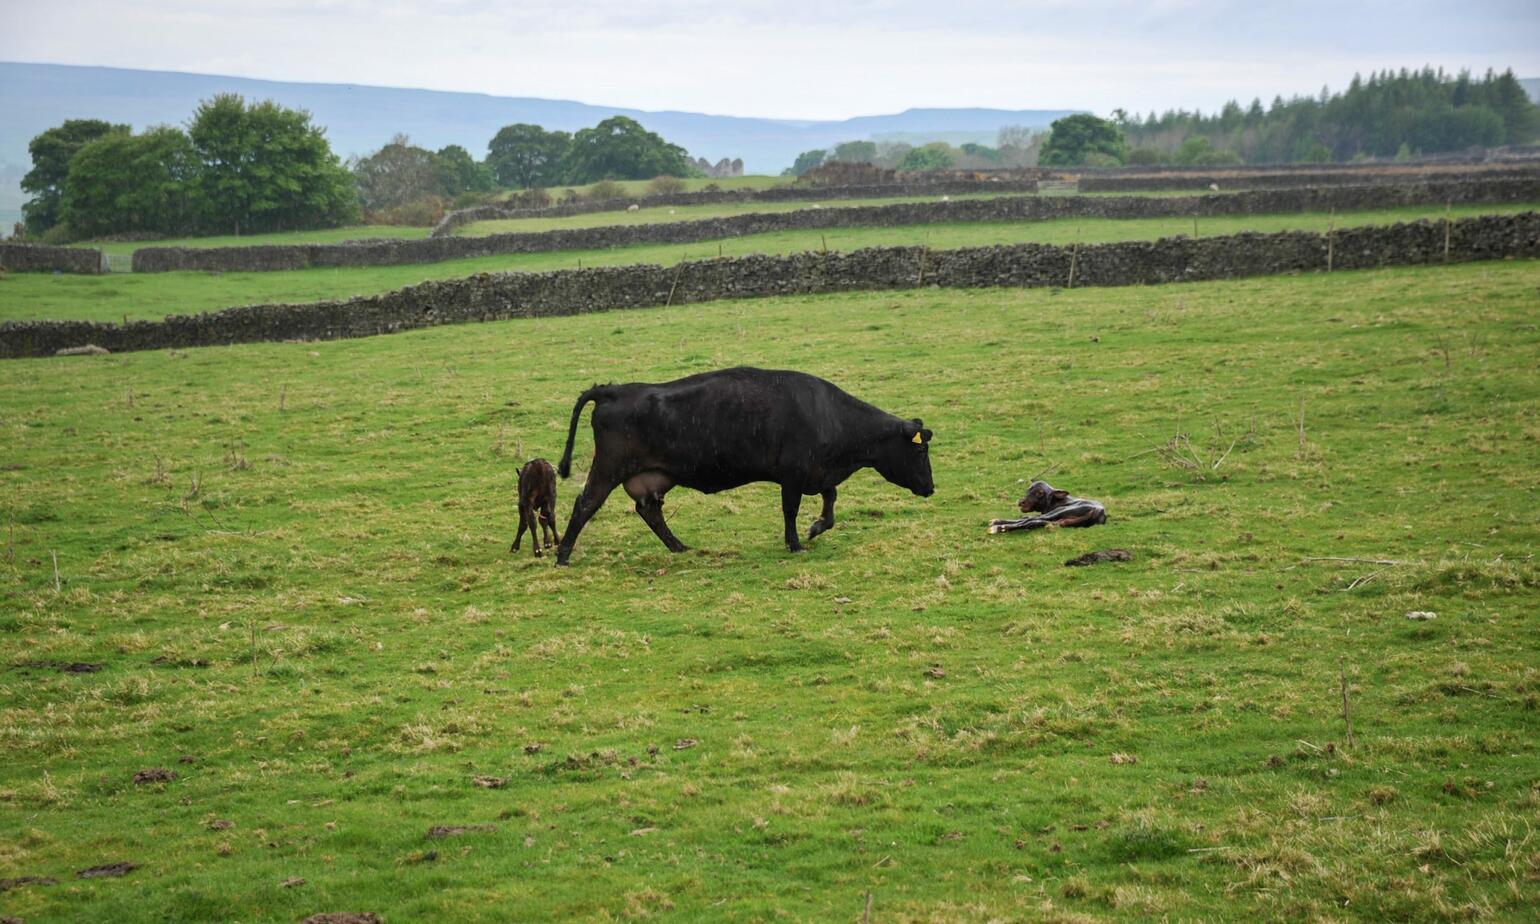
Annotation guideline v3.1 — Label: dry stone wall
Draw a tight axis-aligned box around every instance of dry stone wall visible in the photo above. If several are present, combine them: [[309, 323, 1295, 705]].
[[1079, 166, 1540, 192], [427, 177, 1042, 238], [0, 243, 107, 274], [7, 211, 1535, 359], [132, 178, 1540, 275]]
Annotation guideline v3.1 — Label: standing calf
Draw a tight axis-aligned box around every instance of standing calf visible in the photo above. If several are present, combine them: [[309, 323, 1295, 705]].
[[511, 458, 561, 556]]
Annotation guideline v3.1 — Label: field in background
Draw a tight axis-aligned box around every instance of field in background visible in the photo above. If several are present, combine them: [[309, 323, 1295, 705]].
[[73, 226, 427, 260], [456, 192, 1014, 234], [2, 261, 1537, 922], [522, 175, 789, 199], [5, 202, 1536, 323]]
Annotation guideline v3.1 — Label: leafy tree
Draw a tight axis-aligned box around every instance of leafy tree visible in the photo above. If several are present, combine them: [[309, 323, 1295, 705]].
[[435, 144, 494, 195], [647, 175, 687, 196], [585, 180, 627, 201], [958, 143, 1002, 163], [1040, 114, 1127, 166], [832, 141, 877, 163], [997, 125, 1034, 150], [1126, 146, 1166, 165], [60, 126, 197, 238], [351, 135, 443, 211], [1173, 136, 1241, 165], [188, 94, 357, 235], [557, 117, 695, 184], [896, 142, 955, 172], [486, 124, 571, 188], [21, 119, 128, 234], [783, 148, 827, 176]]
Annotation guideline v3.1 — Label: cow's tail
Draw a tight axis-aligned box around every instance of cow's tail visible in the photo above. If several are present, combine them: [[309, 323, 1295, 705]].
[[558, 385, 611, 479]]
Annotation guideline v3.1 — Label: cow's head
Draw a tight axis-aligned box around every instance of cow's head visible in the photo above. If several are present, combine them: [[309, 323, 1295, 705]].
[[875, 418, 934, 497], [1018, 480, 1069, 514]]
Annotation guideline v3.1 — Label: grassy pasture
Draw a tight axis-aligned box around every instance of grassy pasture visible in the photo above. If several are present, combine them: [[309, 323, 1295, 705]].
[[529, 175, 789, 199], [456, 193, 1014, 235], [72, 227, 429, 261], [2, 261, 1538, 922], [4, 202, 1536, 324]]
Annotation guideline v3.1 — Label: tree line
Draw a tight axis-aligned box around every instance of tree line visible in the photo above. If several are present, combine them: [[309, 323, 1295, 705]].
[[786, 68, 1539, 173], [20, 102, 705, 241], [783, 128, 1044, 177], [1121, 67, 1537, 165]]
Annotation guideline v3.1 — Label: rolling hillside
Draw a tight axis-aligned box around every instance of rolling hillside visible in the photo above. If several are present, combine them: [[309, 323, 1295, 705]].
[[0, 62, 1080, 228]]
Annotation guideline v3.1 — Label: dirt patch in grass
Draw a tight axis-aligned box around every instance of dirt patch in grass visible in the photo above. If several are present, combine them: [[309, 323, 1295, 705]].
[[0, 875, 58, 891], [426, 824, 496, 839], [1066, 549, 1133, 566], [76, 862, 138, 878]]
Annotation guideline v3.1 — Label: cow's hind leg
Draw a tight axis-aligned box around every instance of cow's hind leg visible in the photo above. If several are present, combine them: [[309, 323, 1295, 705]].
[[626, 472, 687, 553], [807, 487, 837, 541], [556, 467, 620, 565], [781, 484, 806, 552]]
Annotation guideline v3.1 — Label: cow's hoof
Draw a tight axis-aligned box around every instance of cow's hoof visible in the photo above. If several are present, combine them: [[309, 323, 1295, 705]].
[[988, 525, 1003, 534], [787, 545, 808, 554], [534, 548, 543, 557]]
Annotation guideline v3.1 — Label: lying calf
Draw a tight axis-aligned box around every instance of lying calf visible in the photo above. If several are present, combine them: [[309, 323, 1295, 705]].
[[988, 480, 1106, 533]]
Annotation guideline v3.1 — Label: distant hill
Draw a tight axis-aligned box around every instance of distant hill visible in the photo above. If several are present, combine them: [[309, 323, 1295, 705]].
[[0, 62, 1081, 229]]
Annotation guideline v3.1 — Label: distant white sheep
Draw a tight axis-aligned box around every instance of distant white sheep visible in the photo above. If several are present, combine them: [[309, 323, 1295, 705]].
[[1209, 182, 1220, 192], [626, 204, 640, 212]]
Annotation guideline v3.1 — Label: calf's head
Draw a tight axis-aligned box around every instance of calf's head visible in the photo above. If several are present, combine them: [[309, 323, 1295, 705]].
[[1019, 480, 1069, 514], [874, 418, 935, 497]]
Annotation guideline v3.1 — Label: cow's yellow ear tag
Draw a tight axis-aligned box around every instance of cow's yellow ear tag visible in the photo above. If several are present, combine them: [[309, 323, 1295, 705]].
[[911, 432, 923, 444]]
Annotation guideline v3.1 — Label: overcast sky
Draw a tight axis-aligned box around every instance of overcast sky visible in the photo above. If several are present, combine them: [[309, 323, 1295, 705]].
[[3, 0, 1536, 119]]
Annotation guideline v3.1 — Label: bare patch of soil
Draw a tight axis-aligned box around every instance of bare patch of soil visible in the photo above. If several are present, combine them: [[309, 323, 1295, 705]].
[[76, 862, 138, 879], [0, 876, 58, 892], [426, 824, 495, 839], [1065, 549, 1132, 567]]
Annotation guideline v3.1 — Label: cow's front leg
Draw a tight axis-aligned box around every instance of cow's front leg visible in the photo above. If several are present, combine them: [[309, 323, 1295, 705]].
[[807, 487, 837, 540], [781, 484, 806, 552], [989, 516, 1045, 534]]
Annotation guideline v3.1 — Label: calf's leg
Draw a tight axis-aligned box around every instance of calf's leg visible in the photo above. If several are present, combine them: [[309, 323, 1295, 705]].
[[541, 499, 561, 547], [511, 506, 529, 552], [807, 487, 837, 540]]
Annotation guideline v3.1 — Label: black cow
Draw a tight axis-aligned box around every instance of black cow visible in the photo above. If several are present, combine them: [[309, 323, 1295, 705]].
[[554, 367, 934, 564]]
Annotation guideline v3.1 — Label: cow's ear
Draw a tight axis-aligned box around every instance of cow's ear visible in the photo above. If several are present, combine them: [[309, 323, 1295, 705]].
[[920, 428, 933, 444], [1051, 489, 1070, 505]]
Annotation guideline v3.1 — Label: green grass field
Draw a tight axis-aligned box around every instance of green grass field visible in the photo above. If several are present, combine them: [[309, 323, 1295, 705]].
[[5, 202, 1534, 324], [2, 259, 1537, 922], [532, 175, 790, 199], [71, 226, 429, 260], [457, 192, 1014, 235]]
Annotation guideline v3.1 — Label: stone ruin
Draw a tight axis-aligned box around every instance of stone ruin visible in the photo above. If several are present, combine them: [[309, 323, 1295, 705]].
[[692, 157, 744, 178]]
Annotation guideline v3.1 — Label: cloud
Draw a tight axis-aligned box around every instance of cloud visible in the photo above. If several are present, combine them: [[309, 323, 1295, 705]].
[[3, 0, 1536, 118]]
